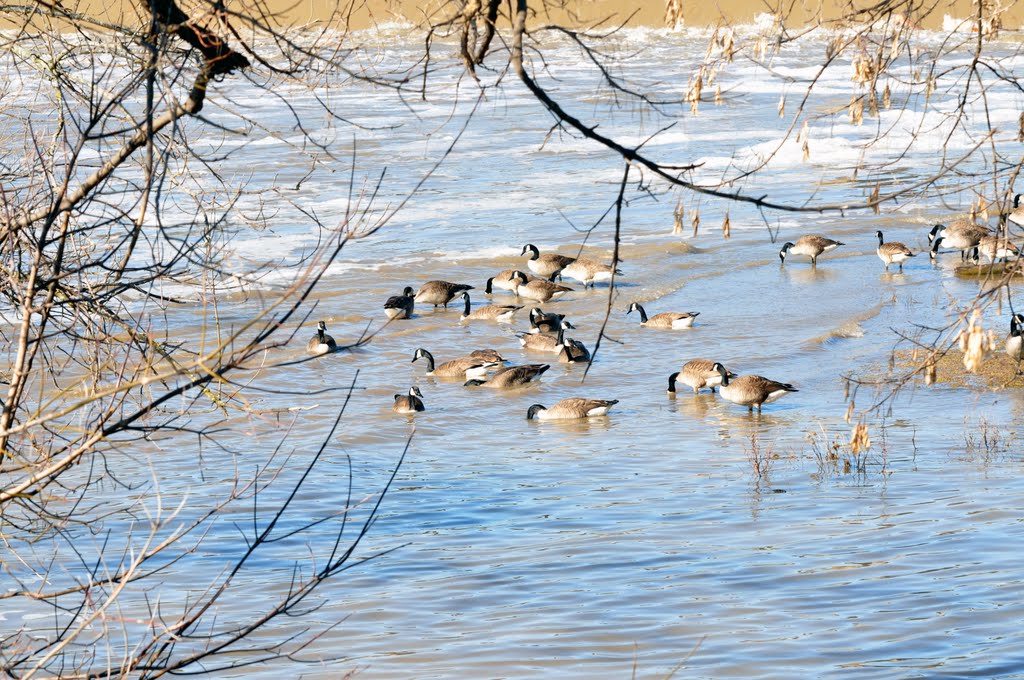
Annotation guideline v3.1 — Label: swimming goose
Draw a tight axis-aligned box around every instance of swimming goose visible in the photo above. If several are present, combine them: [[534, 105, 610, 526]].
[[392, 386, 425, 414], [414, 280, 475, 308], [779, 235, 845, 266], [412, 347, 499, 378], [560, 257, 621, 288], [626, 302, 700, 329], [528, 307, 566, 334], [558, 337, 591, 363], [465, 363, 550, 388], [521, 243, 576, 279], [384, 286, 415, 319], [1007, 313, 1024, 373], [712, 362, 798, 412], [518, 320, 574, 352], [928, 221, 991, 260], [469, 348, 506, 362], [975, 235, 1020, 264], [875, 231, 914, 272], [306, 320, 338, 355], [526, 397, 619, 420], [485, 270, 535, 294], [459, 292, 523, 322], [510, 271, 573, 303], [668, 359, 735, 394]]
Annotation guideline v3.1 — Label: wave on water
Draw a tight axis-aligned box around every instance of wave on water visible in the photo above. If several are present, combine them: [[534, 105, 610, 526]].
[[805, 303, 886, 348]]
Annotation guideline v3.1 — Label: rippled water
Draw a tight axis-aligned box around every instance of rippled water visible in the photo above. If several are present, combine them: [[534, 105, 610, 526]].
[[9, 20, 1024, 679]]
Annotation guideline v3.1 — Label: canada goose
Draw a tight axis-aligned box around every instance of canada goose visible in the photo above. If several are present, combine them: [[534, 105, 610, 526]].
[[928, 221, 991, 260], [1007, 313, 1024, 374], [560, 257, 621, 288], [469, 348, 505, 362], [667, 359, 735, 394], [875, 231, 914, 272], [412, 347, 499, 378], [485, 270, 533, 294], [712, 362, 798, 412], [521, 243, 575, 279], [384, 286, 415, 319], [392, 386, 425, 414], [465, 363, 550, 388], [414, 280, 474, 308], [528, 307, 566, 334], [526, 397, 619, 420], [306, 320, 337, 355], [510, 271, 573, 303], [779, 235, 845, 266], [459, 292, 523, 322], [558, 337, 591, 363], [626, 302, 700, 329], [975, 235, 1020, 263], [518, 320, 574, 352], [1001, 193, 1024, 227]]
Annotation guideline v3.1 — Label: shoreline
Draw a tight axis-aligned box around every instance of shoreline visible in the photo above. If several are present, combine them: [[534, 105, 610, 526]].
[[15, 1, 1024, 33]]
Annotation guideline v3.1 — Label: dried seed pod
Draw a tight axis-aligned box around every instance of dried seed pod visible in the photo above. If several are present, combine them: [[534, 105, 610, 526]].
[[722, 212, 731, 240], [691, 207, 700, 238], [778, 94, 786, 118], [882, 83, 892, 108]]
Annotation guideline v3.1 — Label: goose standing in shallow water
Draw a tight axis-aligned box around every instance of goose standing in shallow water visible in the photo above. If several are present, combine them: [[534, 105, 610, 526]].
[[668, 359, 734, 394], [485, 269, 535, 294], [875, 231, 914, 272], [1007, 313, 1024, 374], [713, 362, 798, 412], [560, 257, 621, 288], [526, 398, 619, 420], [975, 235, 1020, 264], [510, 271, 573, 303], [459, 292, 522, 322], [1001, 193, 1024, 227], [626, 302, 699, 329], [306, 320, 337, 355], [521, 243, 575, 280], [384, 286, 415, 319], [412, 348, 500, 378], [779, 235, 845, 266], [392, 386, 425, 414], [414, 280, 474, 308], [464, 363, 550, 388], [928, 221, 991, 261]]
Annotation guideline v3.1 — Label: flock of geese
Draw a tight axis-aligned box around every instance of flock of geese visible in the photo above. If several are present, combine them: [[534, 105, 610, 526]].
[[307, 201, 1024, 420]]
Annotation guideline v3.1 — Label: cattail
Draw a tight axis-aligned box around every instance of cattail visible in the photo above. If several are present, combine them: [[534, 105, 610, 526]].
[[664, 0, 683, 29], [849, 97, 864, 125], [962, 309, 986, 373], [850, 421, 871, 454], [722, 211, 731, 239], [721, 28, 735, 62], [686, 68, 703, 115]]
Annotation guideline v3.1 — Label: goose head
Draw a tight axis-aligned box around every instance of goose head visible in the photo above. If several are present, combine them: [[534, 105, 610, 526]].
[[779, 242, 794, 263]]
